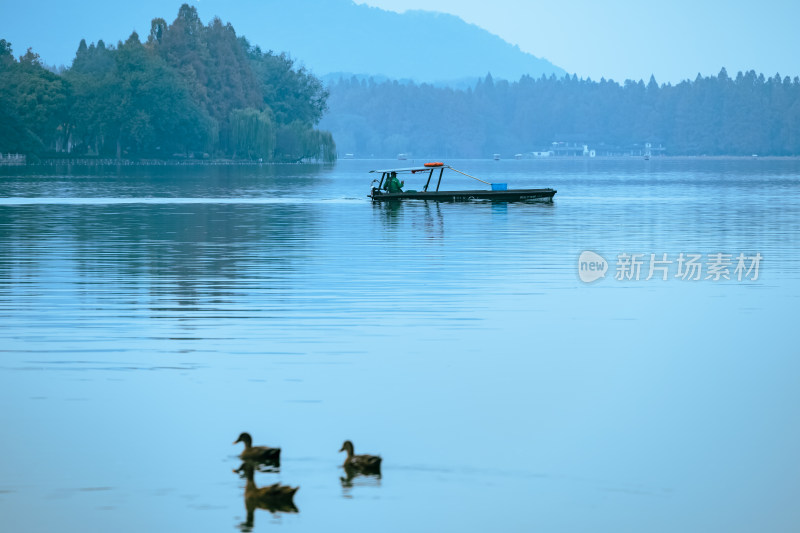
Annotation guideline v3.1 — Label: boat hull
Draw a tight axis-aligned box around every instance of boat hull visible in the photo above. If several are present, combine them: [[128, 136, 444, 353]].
[[369, 188, 556, 202]]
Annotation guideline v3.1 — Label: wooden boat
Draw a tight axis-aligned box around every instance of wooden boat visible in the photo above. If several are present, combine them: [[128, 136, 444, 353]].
[[368, 163, 556, 203]]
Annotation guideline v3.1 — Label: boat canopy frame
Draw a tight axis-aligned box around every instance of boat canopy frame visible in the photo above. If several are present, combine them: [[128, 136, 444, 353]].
[[369, 165, 449, 192]]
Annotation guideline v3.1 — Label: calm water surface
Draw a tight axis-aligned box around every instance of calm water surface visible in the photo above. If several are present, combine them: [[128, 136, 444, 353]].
[[1, 159, 799, 532]]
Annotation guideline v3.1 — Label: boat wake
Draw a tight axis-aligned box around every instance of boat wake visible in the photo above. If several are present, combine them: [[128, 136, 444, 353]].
[[0, 197, 367, 206]]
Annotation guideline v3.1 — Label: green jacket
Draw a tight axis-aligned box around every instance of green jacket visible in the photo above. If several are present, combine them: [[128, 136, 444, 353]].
[[385, 175, 404, 193]]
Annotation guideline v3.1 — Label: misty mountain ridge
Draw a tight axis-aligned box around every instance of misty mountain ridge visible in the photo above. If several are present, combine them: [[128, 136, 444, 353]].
[[5, 0, 565, 85], [224, 0, 565, 84]]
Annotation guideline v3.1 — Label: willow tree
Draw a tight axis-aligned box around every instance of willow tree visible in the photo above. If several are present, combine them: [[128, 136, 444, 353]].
[[275, 120, 336, 162], [228, 107, 275, 159]]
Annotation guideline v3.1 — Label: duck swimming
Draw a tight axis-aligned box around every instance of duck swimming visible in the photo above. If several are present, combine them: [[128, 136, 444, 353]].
[[234, 432, 281, 464], [339, 440, 382, 473]]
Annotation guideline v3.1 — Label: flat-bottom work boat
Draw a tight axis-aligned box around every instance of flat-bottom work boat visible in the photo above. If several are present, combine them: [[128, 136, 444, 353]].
[[368, 162, 556, 202]]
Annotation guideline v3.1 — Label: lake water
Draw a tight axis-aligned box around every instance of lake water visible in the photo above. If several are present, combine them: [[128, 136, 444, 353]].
[[1, 158, 799, 533]]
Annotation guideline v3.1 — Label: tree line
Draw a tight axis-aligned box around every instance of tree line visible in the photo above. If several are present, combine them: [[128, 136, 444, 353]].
[[321, 69, 800, 157], [0, 4, 335, 162]]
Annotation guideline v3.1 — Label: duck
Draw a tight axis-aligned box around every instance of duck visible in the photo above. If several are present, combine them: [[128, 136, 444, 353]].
[[339, 440, 382, 473], [234, 432, 281, 464], [237, 462, 298, 516]]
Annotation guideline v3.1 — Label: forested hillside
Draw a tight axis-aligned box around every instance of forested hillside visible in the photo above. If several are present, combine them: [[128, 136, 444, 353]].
[[1, 0, 566, 85], [0, 4, 335, 162], [322, 69, 800, 158], [5, 2, 799, 162]]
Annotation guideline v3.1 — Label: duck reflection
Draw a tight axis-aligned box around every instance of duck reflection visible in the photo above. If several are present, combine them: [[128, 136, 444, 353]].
[[339, 440, 382, 490], [233, 432, 280, 469], [340, 463, 382, 489], [233, 461, 279, 477], [235, 462, 298, 530]]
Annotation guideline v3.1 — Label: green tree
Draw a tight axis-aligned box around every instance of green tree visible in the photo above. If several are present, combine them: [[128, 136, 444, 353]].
[[4, 4, 340, 161], [64, 31, 212, 157], [228, 107, 275, 159], [0, 43, 68, 153], [245, 42, 328, 126]]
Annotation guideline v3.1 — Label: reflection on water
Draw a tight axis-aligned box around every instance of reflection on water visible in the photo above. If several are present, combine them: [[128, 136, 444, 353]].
[[236, 462, 298, 532], [340, 464, 382, 494], [234, 462, 280, 476], [1, 159, 800, 532]]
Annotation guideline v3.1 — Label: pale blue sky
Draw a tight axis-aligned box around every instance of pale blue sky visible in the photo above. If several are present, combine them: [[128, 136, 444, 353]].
[[358, 0, 800, 82]]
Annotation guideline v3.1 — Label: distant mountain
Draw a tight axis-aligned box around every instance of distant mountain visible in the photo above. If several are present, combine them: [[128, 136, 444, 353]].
[[4, 0, 565, 84], [224, 0, 566, 83]]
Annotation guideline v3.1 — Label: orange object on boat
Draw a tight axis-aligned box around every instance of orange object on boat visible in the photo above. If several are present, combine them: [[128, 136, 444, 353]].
[[424, 162, 444, 167]]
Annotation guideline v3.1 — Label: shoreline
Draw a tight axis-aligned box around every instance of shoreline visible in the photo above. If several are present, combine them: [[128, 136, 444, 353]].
[[13, 158, 333, 167], [4, 155, 800, 167]]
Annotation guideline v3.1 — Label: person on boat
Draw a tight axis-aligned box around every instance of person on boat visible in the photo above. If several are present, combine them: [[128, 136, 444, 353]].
[[384, 171, 404, 193]]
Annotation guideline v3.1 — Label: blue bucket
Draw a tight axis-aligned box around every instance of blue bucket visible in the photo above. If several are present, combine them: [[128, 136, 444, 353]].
[[491, 183, 507, 191]]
